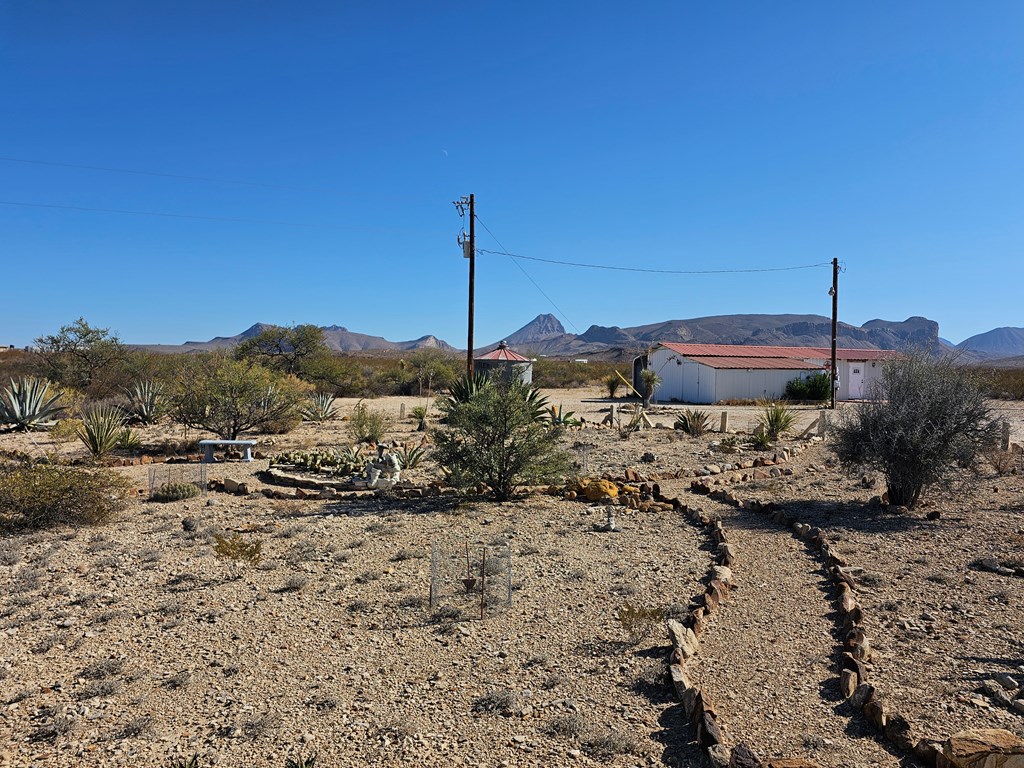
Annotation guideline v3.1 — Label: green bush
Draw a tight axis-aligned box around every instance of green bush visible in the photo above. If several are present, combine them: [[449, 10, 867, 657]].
[[151, 482, 200, 502], [432, 377, 571, 501], [348, 401, 392, 443], [0, 464, 130, 530], [784, 372, 831, 402], [833, 351, 999, 509]]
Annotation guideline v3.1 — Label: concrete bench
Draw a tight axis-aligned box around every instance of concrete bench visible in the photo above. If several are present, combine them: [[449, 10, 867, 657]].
[[199, 439, 257, 463]]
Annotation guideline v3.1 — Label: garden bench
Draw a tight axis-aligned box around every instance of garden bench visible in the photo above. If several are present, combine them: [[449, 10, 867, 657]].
[[199, 439, 257, 463]]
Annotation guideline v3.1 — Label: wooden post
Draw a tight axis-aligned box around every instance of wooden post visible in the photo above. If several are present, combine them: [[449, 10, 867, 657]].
[[720, 411, 729, 433], [1001, 421, 1011, 452]]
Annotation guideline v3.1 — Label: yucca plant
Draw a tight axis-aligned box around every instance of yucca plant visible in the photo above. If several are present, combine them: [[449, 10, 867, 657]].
[[124, 380, 166, 425], [603, 373, 622, 399], [0, 377, 66, 431], [675, 408, 712, 437], [300, 392, 338, 423], [117, 427, 142, 451], [76, 405, 127, 458], [755, 399, 796, 440], [410, 405, 429, 431]]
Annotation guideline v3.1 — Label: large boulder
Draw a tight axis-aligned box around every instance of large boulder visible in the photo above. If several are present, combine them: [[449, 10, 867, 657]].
[[941, 729, 1024, 768], [585, 478, 618, 501]]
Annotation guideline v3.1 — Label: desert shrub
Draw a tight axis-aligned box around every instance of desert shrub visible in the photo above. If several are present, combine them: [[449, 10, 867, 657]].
[[432, 377, 571, 501], [784, 372, 831, 402], [348, 401, 392, 444], [833, 351, 1000, 509], [0, 464, 130, 530], [0, 377, 66, 431], [151, 482, 200, 502], [471, 688, 518, 714], [675, 408, 711, 436], [172, 354, 307, 440], [213, 533, 263, 579], [615, 603, 666, 644], [983, 448, 1017, 476], [49, 418, 84, 443], [746, 432, 772, 451], [76, 405, 127, 458], [582, 730, 642, 757], [755, 399, 795, 440]]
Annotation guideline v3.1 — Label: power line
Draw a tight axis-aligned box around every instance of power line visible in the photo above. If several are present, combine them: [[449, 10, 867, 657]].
[[477, 248, 833, 275], [0, 155, 347, 195], [0, 199, 314, 227], [474, 215, 582, 334]]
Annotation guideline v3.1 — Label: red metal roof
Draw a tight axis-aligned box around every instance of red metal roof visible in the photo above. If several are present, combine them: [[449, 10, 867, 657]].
[[476, 341, 531, 362], [657, 342, 897, 362], [686, 356, 825, 370]]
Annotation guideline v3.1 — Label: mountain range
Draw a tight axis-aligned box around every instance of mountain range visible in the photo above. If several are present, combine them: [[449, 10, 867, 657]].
[[141, 316, 1024, 364]]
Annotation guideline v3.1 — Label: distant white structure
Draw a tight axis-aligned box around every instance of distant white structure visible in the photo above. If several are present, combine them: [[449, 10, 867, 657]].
[[635, 343, 897, 404]]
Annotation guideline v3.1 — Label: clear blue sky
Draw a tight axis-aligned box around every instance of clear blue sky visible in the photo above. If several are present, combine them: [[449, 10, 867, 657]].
[[2, 2, 1022, 348]]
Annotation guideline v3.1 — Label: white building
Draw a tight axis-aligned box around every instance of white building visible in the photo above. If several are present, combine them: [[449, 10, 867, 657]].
[[636, 343, 896, 404]]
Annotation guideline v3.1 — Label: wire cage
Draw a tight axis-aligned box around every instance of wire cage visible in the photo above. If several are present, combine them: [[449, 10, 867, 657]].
[[429, 536, 513, 619], [147, 464, 208, 500]]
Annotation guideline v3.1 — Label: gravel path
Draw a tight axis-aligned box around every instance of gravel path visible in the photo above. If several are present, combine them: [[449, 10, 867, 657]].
[[686, 501, 901, 768]]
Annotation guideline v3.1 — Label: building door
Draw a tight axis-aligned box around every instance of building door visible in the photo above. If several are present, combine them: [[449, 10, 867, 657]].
[[848, 364, 864, 398]]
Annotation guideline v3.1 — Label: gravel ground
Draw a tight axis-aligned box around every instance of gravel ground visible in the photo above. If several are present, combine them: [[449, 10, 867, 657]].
[[1, 387, 1022, 767]]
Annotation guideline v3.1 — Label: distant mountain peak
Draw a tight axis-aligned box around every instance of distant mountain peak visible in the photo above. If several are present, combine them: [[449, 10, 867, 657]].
[[504, 314, 566, 346]]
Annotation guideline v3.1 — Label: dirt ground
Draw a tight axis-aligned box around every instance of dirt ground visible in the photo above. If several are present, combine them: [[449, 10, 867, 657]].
[[1, 388, 1022, 767]]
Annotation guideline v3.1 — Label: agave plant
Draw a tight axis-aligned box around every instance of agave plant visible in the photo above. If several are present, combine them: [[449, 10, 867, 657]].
[[0, 377, 66, 431], [300, 392, 338, 423], [124, 380, 166, 425], [76, 405, 127, 458], [675, 408, 712, 437], [545, 404, 580, 426], [755, 399, 796, 440], [444, 371, 491, 405], [395, 442, 428, 469]]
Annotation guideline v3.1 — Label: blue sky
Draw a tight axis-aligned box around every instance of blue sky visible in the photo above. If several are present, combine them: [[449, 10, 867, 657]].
[[2, 2, 1022, 348]]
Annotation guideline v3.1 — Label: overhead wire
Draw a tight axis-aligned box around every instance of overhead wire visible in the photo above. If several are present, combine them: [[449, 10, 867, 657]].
[[473, 214, 582, 334], [476, 248, 833, 275]]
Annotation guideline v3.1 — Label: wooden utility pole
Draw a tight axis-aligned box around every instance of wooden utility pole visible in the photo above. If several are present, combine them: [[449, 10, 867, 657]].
[[454, 194, 476, 376], [830, 257, 839, 410]]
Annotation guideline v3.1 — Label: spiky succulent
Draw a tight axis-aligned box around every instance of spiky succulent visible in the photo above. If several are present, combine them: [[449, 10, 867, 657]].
[[300, 392, 338, 423], [0, 377, 66, 431], [77, 405, 127, 458], [124, 380, 166, 425]]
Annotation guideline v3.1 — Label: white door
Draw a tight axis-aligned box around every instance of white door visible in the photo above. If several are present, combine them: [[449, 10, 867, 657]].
[[848, 364, 864, 398]]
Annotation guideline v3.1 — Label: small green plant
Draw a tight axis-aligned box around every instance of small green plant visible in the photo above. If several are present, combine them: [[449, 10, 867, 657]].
[[77, 405, 127, 458], [168, 754, 201, 768], [117, 427, 142, 451], [213, 533, 263, 579], [546, 404, 580, 426], [615, 602, 667, 644], [270, 446, 363, 475], [0, 377, 66, 431], [603, 373, 622, 399], [152, 482, 201, 502], [395, 443, 427, 469], [410, 405, 429, 431], [746, 431, 772, 451], [285, 753, 317, 768], [125, 380, 166, 424], [640, 369, 662, 408], [0, 464, 130, 530], [717, 435, 740, 454], [675, 408, 711, 436], [755, 399, 795, 440], [349, 401, 392, 443], [300, 392, 337, 423]]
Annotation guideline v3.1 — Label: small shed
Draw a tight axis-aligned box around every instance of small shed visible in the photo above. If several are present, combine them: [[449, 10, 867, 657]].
[[475, 341, 533, 385]]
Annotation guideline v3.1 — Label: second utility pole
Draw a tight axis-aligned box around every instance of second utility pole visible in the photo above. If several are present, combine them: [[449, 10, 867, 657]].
[[830, 257, 838, 410]]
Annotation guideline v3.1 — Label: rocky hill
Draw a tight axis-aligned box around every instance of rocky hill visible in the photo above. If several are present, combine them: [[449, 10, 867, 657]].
[[143, 324, 457, 354], [956, 327, 1024, 359]]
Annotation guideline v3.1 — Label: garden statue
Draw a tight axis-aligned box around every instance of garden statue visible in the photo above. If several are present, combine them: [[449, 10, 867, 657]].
[[365, 443, 402, 488]]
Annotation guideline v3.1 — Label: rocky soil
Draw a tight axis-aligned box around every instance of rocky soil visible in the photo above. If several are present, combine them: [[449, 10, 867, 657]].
[[1, 389, 1022, 767]]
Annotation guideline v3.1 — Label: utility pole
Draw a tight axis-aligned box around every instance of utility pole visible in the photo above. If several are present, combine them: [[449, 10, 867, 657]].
[[454, 194, 476, 376], [830, 257, 839, 410]]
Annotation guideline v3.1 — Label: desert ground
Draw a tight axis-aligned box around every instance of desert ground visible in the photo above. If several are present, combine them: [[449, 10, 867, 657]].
[[1, 389, 1022, 768]]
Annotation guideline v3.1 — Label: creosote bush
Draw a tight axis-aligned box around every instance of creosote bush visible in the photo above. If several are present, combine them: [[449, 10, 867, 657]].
[[833, 351, 1000, 509], [0, 464, 130, 530]]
